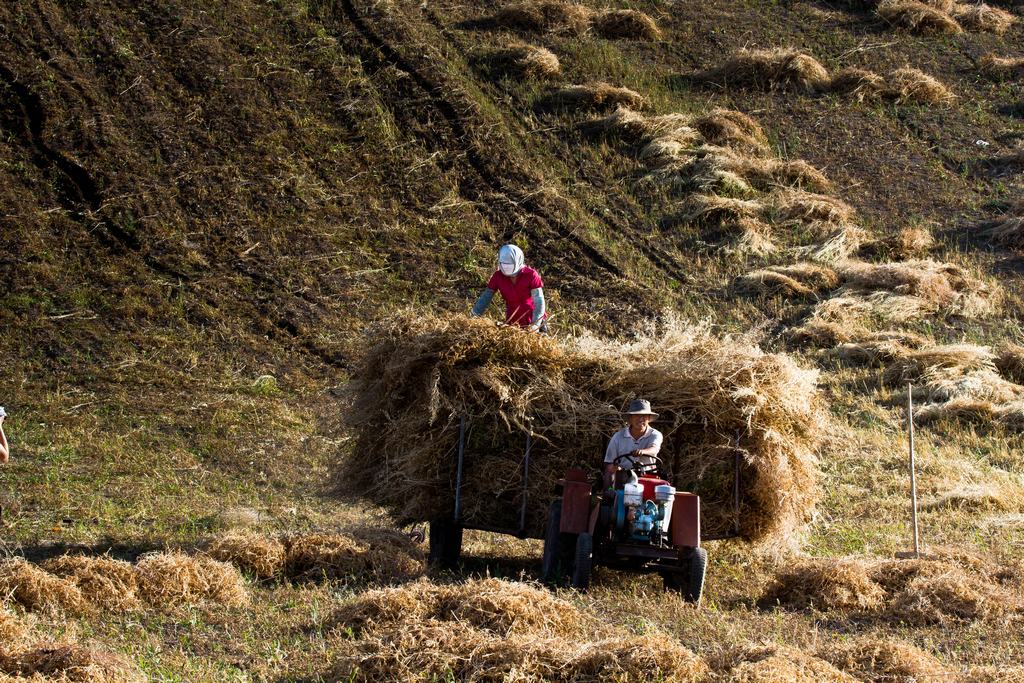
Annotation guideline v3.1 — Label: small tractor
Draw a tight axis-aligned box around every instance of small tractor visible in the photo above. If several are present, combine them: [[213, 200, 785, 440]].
[[428, 419, 720, 603], [540, 453, 706, 602]]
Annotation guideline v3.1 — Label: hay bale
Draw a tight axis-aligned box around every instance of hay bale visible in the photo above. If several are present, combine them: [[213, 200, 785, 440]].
[[342, 314, 824, 543], [772, 191, 855, 225], [820, 637, 950, 683], [284, 532, 367, 580], [480, 44, 561, 80], [284, 529, 424, 582], [690, 146, 833, 193], [953, 3, 1016, 33], [881, 344, 996, 386], [0, 607, 30, 650], [487, 1, 593, 34], [691, 108, 768, 152], [694, 48, 832, 92], [884, 68, 954, 103], [0, 559, 88, 615], [134, 552, 248, 608], [570, 636, 710, 682], [542, 82, 647, 111], [40, 555, 140, 611], [835, 259, 990, 313], [858, 225, 935, 260], [980, 54, 1024, 78], [828, 67, 887, 102], [913, 366, 1022, 403], [877, 0, 963, 33], [834, 339, 913, 367], [759, 557, 886, 611], [591, 9, 662, 40], [729, 644, 859, 682], [329, 578, 590, 638], [995, 343, 1024, 384], [0, 643, 145, 683], [734, 263, 839, 299], [869, 556, 1021, 625], [205, 530, 287, 580]]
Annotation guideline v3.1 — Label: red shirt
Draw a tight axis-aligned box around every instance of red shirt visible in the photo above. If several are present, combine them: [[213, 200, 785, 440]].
[[487, 266, 545, 327]]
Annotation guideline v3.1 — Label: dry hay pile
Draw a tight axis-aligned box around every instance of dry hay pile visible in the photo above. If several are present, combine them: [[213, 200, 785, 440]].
[[996, 343, 1024, 384], [330, 578, 589, 638], [326, 578, 709, 682], [0, 608, 30, 650], [343, 314, 824, 543], [733, 263, 840, 299], [791, 260, 995, 349], [878, 0, 1014, 34], [760, 551, 1024, 625], [953, 3, 1016, 33], [827, 67, 889, 102], [206, 530, 288, 580], [591, 9, 662, 40], [834, 260, 992, 316], [0, 560, 87, 615], [486, 1, 593, 34], [884, 67, 955, 104], [878, 0, 964, 33], [592, 106, 857, 259], [541, 82, 647, 111], [981, 54, 1024, 78], [726, 644, 858, 682], [820, 637, 950, 683], [40, 556, 140, 612], [133, 552, 248, 608], [875, 344, 1024, 427], [692, 48, 831, 92], [0, 643, 145, 683], [985, 201, 1024, 248], [759, 557, 885, 611], [480, 43, 561, 80], [829, 67, 953, 103], [284, 529, 424, 582], [858, 225, 935, 260]]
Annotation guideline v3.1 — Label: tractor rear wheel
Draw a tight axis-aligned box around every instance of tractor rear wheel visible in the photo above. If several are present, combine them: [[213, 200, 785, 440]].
[[663, 547, 707, 603], [428, 518, 463, 569], [541, 500, 563, 584], [571, 532, 593, 591]]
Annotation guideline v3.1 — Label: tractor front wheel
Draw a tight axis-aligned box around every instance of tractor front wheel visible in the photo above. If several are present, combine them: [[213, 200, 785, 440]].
[[571, 532, 593, 591], [428, 518, 463, 569]]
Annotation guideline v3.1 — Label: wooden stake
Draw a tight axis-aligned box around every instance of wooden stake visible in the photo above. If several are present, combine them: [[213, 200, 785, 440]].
[[908, 382, 920, 558]]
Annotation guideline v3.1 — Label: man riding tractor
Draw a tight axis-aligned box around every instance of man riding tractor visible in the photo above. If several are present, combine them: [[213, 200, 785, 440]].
[[542, 399, 707, 601]]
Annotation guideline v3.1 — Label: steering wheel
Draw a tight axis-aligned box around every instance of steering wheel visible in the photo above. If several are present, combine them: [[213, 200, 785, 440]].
[[613, 452, 640, 471], [613, 452, 662, 475]]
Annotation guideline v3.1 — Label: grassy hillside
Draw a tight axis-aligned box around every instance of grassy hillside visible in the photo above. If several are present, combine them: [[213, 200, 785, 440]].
[[1, 0, 1024, 679]]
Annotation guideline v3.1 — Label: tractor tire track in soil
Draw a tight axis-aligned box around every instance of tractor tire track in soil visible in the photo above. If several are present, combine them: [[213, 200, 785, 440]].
[[420, 6, 690, 285], [335, 0, 624, 280]]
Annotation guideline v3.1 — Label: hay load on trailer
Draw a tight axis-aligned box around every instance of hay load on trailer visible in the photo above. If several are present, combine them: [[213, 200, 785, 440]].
[[340, 314, 824, 545]]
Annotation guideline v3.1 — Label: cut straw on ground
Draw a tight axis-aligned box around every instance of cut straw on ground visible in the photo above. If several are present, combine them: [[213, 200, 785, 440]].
[[877, 0, 964, 34], [692, 48, 831, 92], [479, 43, 561, 80], [541, 82, 647, 111], [980, 54, 1024, 78]]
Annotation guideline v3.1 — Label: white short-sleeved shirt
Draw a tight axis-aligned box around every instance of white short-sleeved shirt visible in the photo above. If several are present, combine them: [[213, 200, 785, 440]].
[[604, 426, 663, 469]]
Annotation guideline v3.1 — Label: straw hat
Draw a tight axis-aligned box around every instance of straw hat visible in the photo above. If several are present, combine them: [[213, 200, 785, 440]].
[[625, 399, 658, 418]]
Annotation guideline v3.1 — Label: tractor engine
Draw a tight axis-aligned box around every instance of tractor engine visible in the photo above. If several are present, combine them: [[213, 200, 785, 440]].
[[618, 474, 676, 545]]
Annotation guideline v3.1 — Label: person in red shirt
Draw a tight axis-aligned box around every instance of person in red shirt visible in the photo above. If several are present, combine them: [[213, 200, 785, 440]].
[[470, 244, 548, 332]]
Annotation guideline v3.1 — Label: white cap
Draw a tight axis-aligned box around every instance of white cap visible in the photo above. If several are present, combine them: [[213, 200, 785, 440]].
[[497, 244, 525, 277]]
